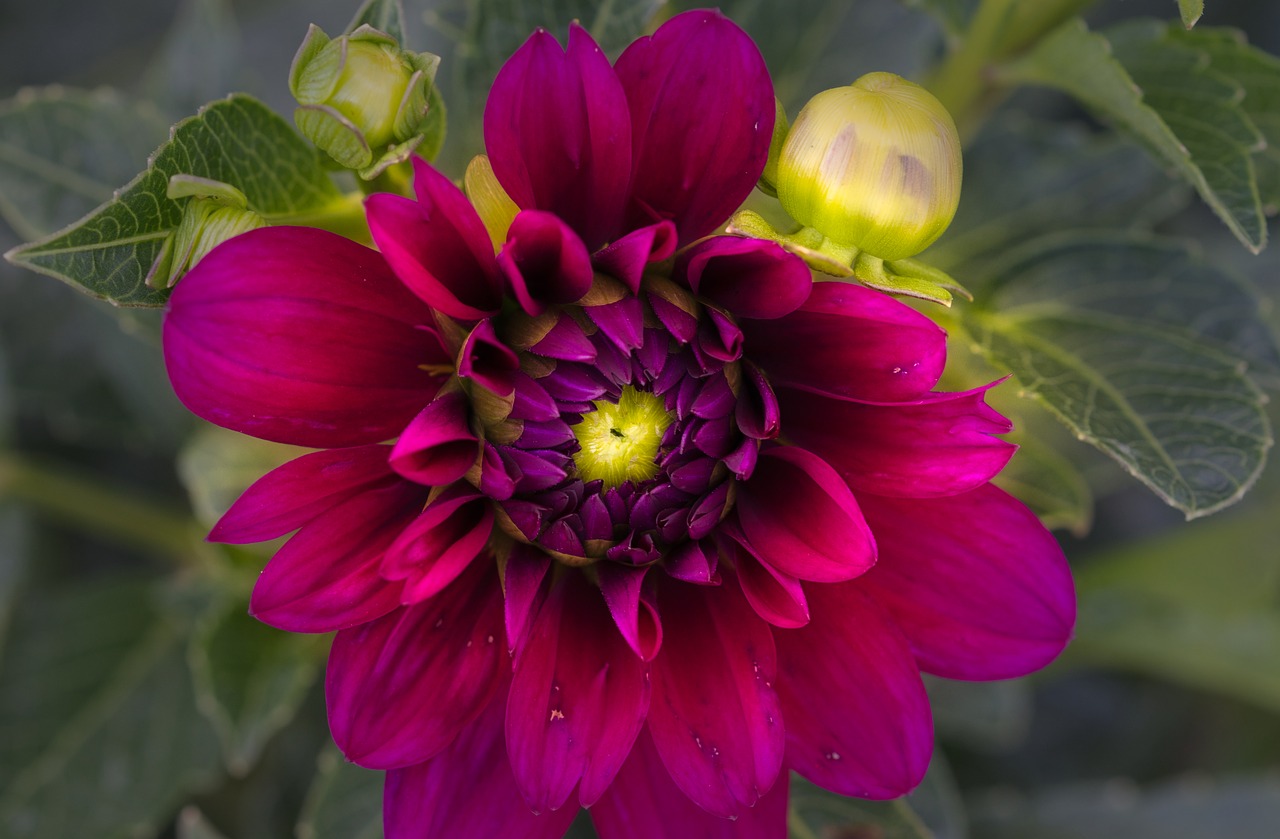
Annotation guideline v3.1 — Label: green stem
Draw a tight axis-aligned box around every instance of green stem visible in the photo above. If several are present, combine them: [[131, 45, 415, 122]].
[[0, 453, 203, 562], [927, 0, 1020, 140], [264, 191, 371, 244]]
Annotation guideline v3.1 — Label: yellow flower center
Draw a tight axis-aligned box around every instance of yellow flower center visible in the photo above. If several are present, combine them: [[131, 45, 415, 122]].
[[571, 386, 673, 488]]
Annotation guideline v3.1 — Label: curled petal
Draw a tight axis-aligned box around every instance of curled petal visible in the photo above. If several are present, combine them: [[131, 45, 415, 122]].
[[327, 560, 505, 769], [389, 389, 479, 487], [503, 542, 552, 656], [384, 685, 578, 839], [367, 157, 503, 320], [459, 319, 521, 397], [485, 24, 631, 250], [594, 220, 678, 295], [677, 237, 811, 320], [498, 210, 595, 316], [735, 361, 780, 441], [382, 485, 495, 604], [591, 729, 788, 839], [647, 575, 784, 817], [726, 538, 810, 629], [599, 564, 663, 661], [775, 584, 933, 799], [250, 481, 428, 632], [163, 227, 442, 448], [856, 485, 1076, 679], [210, 445, 393, 543], [778, 384, 1015, 498], [742, 281, 946, 402], [736, 446, 876, 583], [616, 10, 775, 243], [507, 573, 650, 811]]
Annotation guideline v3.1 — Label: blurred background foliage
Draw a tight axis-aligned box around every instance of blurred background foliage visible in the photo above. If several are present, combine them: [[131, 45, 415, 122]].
[[1, 0, 1279, 837]]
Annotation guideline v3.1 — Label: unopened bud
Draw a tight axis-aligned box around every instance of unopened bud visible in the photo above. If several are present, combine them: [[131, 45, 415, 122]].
[[777, 72, 961, 261]]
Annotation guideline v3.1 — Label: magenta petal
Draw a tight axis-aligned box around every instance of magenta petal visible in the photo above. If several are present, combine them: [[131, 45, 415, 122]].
[[210, 445, 393, 543], [664, 539, 720, 585], [599, 564, 663, 661], [164, 227, 443, 448], [857, 484, 1076, 679], [591, 728, 789, 839], [381, 485, 495, 604], [678, 237, 811, 320], [735, 361, 780, 441], [367, 158, 503, 320], [384, 686, 578, 839], [327, 559, 505, 769], [774, 584, 933, 799], [616, 10, 775, 243], [503, 542, 552, 656], [485, 24, 631, 250], [778, 384, 1016, 499], [459, 319, 521, 397], [742, 281, 946, 402], [498, 210, 595, 316], [389, 389, 479, 486], [727, 539, 810, 629], [250, 481, 428, 632], [594, 220, 679, 295], [506, 572, 650, 811], [736, 446, 876, 583], [647, 576, 784, 818]]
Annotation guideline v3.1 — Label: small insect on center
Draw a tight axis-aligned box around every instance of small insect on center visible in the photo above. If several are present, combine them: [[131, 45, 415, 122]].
[[571, 386, 674, 488]]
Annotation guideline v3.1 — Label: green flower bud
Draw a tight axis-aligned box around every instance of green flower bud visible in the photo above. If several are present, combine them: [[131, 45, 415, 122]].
[[777, 72, 961, 262], [289, 24, 442, 179], [150, 176, 266, 288]]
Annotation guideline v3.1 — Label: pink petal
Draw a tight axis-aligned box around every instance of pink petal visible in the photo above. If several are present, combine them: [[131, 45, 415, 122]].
[[249, 481, 428, 632], [506, 572, 650, 811], [778, 384, 1016, 499], [459, 318, 521, 397], [209, 445, 393, 543], [774, 584, 933, 799], [677, 237, 811, 320], [591, 728, 789, 839], [326, 559, 506, 769], [485, 24, 631, 250], [384, 686, 578, 839], [503, 542, 552, 656], [647, 576, 784, 818], [856, 484, 1076, 679], [598, 564, 663, 661], [381, 485, 495, 604], [594, 220, 678, 295], [742, 281, 947, 402], [725, 537, 810, 629], [615, 10, 775, 244], [735, 446, 876, 583], [388, 389, 479, 486], [498, 210, 595, 316], [163, 227, 443, 448], [367, 158, 503, 320]]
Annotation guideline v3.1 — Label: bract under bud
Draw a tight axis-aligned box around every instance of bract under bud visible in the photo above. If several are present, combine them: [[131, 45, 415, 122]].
[[777, 72, 961, 262], [290, 24, 442, 179]]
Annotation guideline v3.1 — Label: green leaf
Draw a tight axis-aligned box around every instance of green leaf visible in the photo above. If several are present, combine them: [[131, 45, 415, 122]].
[[348, 0, 407, 43], [0, 87, 169, 241], [0, 576, 223, 838], [1167, 27, 1280, 214], [898, 0, 978, 38], [1178, 0, 1204, 29], [189, 601, 325, 776], [1002, 19, 1267, 253], [0, 505, 28, 655], [970, 776, 1280, 839], [296, 745, 383, 839], [958, 232, 1275, 518], [6, 94, 343, 307], [1065, 497, 1280, 711]]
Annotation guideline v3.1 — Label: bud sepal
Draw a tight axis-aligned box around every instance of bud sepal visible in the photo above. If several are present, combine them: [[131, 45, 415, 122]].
[[148, 175, 267, 289]]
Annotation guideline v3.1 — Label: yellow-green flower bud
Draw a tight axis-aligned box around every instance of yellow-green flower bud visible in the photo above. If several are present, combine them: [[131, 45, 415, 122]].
[[777, 72, 961, 262], [290, 24, 442, 178], [151, 175, 267, 288]]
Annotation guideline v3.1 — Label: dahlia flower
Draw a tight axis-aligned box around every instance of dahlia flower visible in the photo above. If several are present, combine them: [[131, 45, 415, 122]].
[[162, 9, 1074, 837]]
